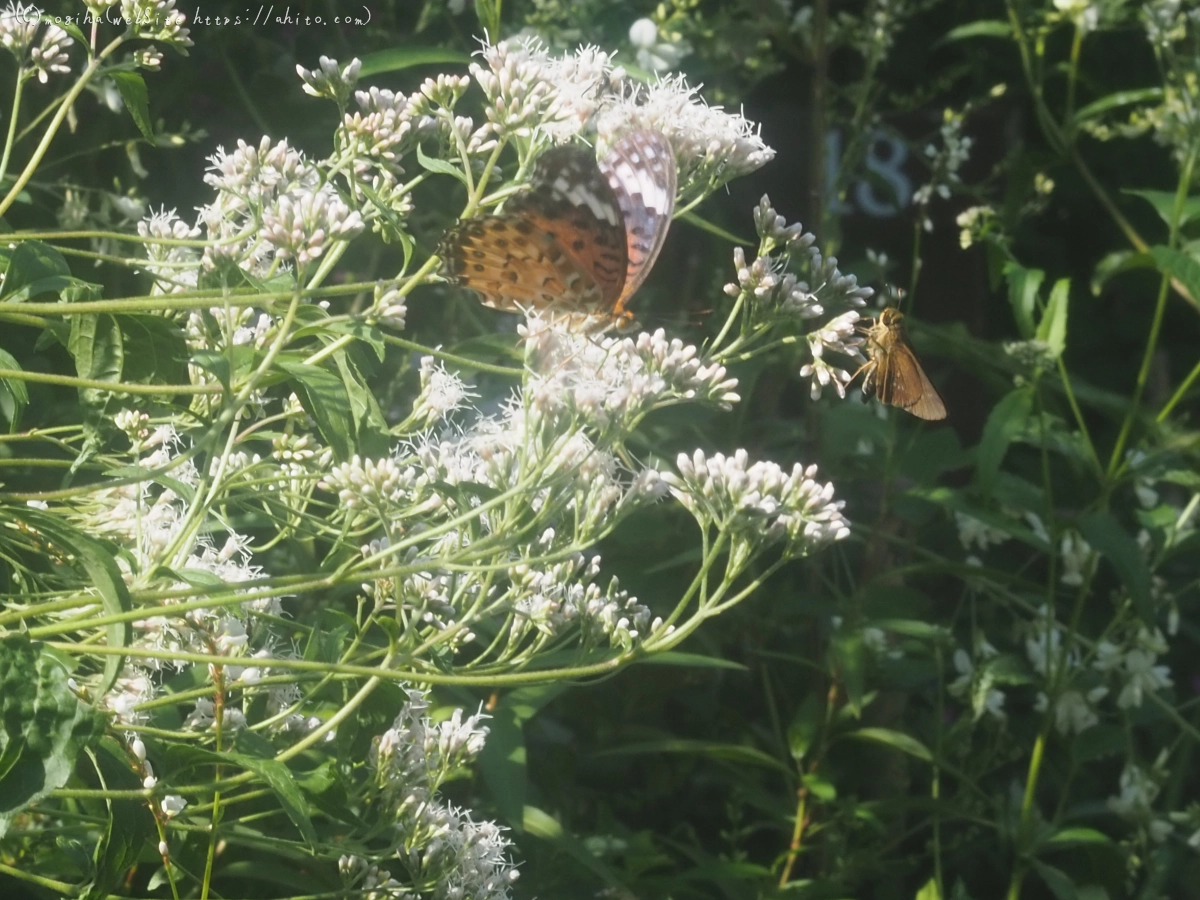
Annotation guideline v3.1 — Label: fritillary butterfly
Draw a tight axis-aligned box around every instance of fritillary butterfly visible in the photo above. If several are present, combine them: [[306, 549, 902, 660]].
[[439, 130, 677, 329]]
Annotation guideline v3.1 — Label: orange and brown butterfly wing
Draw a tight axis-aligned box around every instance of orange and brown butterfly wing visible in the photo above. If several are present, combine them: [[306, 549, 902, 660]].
[[439, 144, 627, 316], [892, 344, 947, 420], [868, 341, 946, 420], [439, 214, 606, 313], [599, 130, 677, 319]]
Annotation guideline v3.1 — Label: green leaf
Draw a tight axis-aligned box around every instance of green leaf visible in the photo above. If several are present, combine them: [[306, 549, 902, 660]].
[[187, 747, 316, 847], [976, 386, 1034, 496], [938, 20, 1011, 43], [597, 739, 792, 775], [82, 739, 156, 900], [478, 705, 526, 830], [1036, 278, 1069, 358], [678, 210, 752, 245], [109, 71, 155, 141], [634, 651, 748, 670], [69, 314, 124, 399], [12, 507, 132, 696], [1149, 245, 1200, 301], [332, 350, 390, 459], [915, 877, 942, 900], [417, 142, 470, 186], [0, 635, 105, 838], [0, 347, 29, 428], [118, 315, 188, 385], [1004, 262, 1043, 339], [843, 727, 933, 762], [277, 360, 353, 460], [1, 240, 72, 302], [1042, 827, 1114, 850], [1124, 189, 1200, 231], [831, 629, 866, 715], [870, 619, 951, 641], [1078, 511, 1153, 622], [787, 694, 823, 761], [1090, 250, 1154, 295], [524, 805, 631, 893], [1071, 88, 1163, 127], [1031, 859, 1078, 900], [358, 46, 470, 77]]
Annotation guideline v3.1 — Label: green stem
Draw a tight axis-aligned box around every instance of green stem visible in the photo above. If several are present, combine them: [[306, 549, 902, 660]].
[[0, 37, 125, 218], [0, 72, 26, 185], [1108, 143, 1198, 476]]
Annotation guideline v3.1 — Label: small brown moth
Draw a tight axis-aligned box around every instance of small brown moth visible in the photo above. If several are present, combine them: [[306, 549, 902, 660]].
[[855, 307, 946, 421]]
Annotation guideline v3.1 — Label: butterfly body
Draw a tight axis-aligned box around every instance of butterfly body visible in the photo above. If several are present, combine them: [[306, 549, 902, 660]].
[[858, 307, 946, 420], [440, 131, 677, 329]]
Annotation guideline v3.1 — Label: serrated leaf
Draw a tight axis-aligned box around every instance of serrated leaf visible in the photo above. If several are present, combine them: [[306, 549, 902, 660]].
[[69, 314, 124, 401], [118, 315, 188, 385], [977, 386, 1034, 496], [0, 635, 105, 839], [277, 360, 353, 460], [417, 142, 470, 186], [1078, 511, 1152, 622], [1036, 278, 1069, 358], [109, 71, 155, 142], [1124, 189, 1200, 231], [2, 240, 71, 302], [332, 350, 390, 459]]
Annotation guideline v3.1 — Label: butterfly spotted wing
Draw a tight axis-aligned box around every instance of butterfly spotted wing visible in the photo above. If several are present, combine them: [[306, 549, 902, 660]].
[[439, 131, 677, 327]]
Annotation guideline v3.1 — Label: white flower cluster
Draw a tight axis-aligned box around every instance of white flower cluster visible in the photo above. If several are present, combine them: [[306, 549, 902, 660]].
[[354, 690, 517, 900], [320, 455, 422, 511], [0, 2, 71, 82], [120, 0, 192, 49], [261, 186, 365, 268], [195, 135, 363, 278], [597, 73, 775, 195], [466, 38, 772, 195], [296, 55, 360, 105], [521, 317, 741, 431], [724, 198, 872, 401], [948, 638, 1006, 722], [410, 356, 477, 427], [913, 111, 974, 231], [137, 207, 202, 294], [665, 449, 850, 561], [510, 553, 661, 651]]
